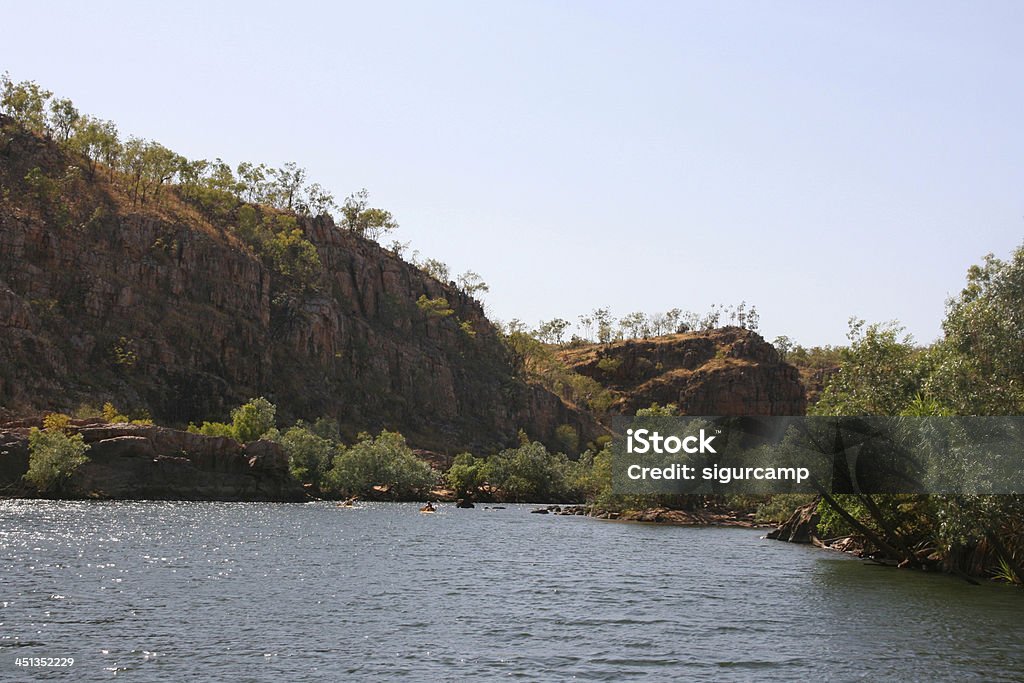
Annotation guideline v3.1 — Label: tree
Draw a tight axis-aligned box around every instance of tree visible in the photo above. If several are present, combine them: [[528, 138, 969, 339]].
[[773, 335, 793, 360], [929, 244, 1024, 415], [339, 188, 398, 241], [665, 308, 683, 334], [264, 226, 322, 286], [536, 318, 570, 345], [636, 402, 678, 416], [420, 258, 450, 283], [1, 73, 52, 134], [268, 162, 306, 211], [302, 182, 337, 217], [446, 452, 487, 498], [46, 97, 80, 142], [457, 270, 489, 298], [813, 319, 923, 417], [25, 414, 90, 494], [620, 311, 649, 339], [326, 431, 435, 498], [484, 440, 573, 502], [275, 423, 336, 488], [416, 295, 453, 317], [236, 161, 269, 203], [230, 397, 277, 442], [70, 116, 119, 177], [592, 307, 615, 344]]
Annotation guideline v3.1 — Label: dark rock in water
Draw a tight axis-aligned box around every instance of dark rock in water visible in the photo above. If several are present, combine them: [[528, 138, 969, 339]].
[[530, 508, 549, 514], [455, 499, 474, 508], [0, 420, 304, 502], [767, 499, 820, 543]]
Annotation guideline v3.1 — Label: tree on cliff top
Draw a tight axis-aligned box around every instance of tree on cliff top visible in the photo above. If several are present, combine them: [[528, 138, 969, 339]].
[[339, 188, 398, 240]]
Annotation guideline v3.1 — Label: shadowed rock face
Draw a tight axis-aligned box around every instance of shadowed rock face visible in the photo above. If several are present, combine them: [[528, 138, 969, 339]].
[[0, 119, 599, 453], [0, 420, 305, 501], [559, 328, 807, 417]]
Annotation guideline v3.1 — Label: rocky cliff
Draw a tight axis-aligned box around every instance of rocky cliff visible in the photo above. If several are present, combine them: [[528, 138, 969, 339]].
[[0, 418, 304, 501], [0, 118, 597, 453], [558, 328, 807, 416]]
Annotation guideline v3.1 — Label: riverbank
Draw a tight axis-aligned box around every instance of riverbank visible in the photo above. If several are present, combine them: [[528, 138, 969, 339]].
[[0, 419, 304, 502]]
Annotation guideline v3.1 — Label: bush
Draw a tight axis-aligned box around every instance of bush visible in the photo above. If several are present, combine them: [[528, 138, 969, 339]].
[[273, 422, 336, 487], [445, 452, 487, 497], [484, 440, 574, 502], [326, 431, 436, 498], [230, 397, 276, 442], [25, 418, 90, 493], [188, 397, 276, 443]]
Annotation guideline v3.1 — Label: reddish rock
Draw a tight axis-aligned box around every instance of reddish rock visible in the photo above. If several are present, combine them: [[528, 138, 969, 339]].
[[0, 118, 600, 454], [559, 327, 807, 417]]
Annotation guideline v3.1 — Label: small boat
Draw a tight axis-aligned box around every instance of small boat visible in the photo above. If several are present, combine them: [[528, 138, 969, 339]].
[[420, 502, 437, 514], [336, 496, 358, 508]]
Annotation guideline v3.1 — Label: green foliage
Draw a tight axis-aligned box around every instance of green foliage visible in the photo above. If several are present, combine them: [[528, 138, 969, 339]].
[[535, 318, 571, 345], [339, 188, 398, 241], [456, 270, 489, 298], [567, 444, 612, 502], [636, 402, 678, 416], [416, 295, 454, 317], [112, 336, 138, 368], [596, 356, 622, 374], [445, 452, 487, 497], [326, 430, 436, 498], [502, 329, 615, 414], [927, 245, 1024, 415], [25, 421, 90, 493], [273, 422, 336, 487], [553, 424, 579, 456], [188, 421, 236, 439], [264, 226, 322, 284], [188, 397, 276, 443], [230, 397, 277, 442], [459, 319, 477, 338], [484, 440, 573, 502], [101, 402, 153, 425], [812, 319, 926, 416], [418, 258, 451, 283], [1, 73, 52, 134]]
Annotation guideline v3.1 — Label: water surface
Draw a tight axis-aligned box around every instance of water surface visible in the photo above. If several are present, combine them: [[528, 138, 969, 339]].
[[1, 500, 1022, 680]]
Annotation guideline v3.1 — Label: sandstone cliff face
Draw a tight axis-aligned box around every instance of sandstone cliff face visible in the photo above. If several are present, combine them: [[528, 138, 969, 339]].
[[0, 419, 303, 501], [559, 328, 807, 416], [0, 121, 597, 453]]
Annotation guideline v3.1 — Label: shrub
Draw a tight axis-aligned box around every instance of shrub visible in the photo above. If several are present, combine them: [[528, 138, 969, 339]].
[[445, 452, 487, 497], [230, 397, 276, 442], [273, 422, 336, 487], [326, 431, 436, 498], [25, 417, 90, 493]]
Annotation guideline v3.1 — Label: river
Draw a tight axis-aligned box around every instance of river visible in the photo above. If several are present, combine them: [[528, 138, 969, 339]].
[[1, 500, 1022, 681]]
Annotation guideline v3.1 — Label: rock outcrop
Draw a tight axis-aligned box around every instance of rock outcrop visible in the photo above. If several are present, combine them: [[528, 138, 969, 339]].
[[766, 499, 821, 543], [558, 328, 807, 416], [0, 419, 304, 501], [0, 118, 599, 453]]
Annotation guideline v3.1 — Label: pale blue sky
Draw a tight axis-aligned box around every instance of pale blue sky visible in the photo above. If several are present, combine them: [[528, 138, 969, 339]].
[[3, 1, 1022, 345]]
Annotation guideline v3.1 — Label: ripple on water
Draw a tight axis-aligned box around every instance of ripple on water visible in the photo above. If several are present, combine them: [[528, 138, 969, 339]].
[[1, 500, 1023, 681]]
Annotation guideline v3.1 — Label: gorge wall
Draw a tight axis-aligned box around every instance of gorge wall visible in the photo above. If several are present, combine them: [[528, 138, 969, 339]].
[[0, 120, 594, 453]]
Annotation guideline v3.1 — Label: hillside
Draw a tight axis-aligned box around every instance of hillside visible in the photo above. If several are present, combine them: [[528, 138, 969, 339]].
[[0, 115, 597, 453], [558, 327, 807, 416]]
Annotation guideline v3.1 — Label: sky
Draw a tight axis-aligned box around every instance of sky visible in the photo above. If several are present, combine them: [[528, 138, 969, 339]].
[[3, 0, 1022, 346]]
